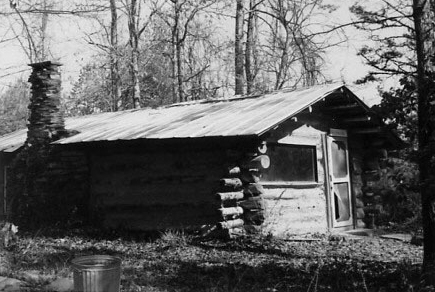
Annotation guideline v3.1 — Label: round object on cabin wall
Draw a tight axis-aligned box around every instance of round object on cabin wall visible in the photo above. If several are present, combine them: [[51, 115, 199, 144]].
[[257, 142, 267, 154]]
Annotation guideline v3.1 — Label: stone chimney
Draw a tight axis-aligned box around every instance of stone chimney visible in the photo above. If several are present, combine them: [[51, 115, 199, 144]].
[[27, 61, 66, 146]]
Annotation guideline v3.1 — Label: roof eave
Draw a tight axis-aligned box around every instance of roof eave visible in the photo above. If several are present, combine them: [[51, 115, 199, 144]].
[[256, 84, 345, 136]]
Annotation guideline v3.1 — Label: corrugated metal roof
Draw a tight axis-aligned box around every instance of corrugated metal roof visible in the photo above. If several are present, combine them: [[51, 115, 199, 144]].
[[0, 83, 344, 151]]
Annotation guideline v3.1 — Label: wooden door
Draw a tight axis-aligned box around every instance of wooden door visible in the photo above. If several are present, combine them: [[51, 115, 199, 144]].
[[327, 134, 353, 228]]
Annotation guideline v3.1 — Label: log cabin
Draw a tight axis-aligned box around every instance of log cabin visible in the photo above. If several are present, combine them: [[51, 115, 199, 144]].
[[0, 61, 403, 235]]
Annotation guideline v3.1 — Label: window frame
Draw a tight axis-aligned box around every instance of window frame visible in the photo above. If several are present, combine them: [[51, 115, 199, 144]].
[[261, 142, 319, 186]]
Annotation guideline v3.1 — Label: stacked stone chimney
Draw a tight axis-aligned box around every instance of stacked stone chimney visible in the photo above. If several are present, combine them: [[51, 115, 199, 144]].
[[8, 61, 89, 228], [27, 61, 66, 146]]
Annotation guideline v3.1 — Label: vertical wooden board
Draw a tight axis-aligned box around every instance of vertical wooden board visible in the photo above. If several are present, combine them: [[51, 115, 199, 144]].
[[316, 141, 326, 184]]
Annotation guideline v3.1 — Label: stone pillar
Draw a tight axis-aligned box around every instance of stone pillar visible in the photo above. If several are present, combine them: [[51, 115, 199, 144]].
[[27, 61, 65, 146]]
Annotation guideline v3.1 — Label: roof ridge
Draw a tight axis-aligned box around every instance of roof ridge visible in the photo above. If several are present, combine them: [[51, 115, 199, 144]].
[[165, 82, 343, 109]]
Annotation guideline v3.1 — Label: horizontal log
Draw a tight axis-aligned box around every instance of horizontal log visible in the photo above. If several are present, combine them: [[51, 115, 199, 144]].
[[228, 166, 241, 175], [244, 209, 266, 225], [239, 196, 266, 210], [220, 178, 243, 190], [226, 149, 243, 159], [243, 183, 265, 196], [355, 198, 364, 208], [356, 207, 365, 219], [342, 116, 371, 123], [356, 219, 366, 228], [241, 155, 270, 170], [219, 207, 244, 217], [351, 127, 382, 134], [218, 218, 244, 230], [324, 103, 359, 111], [216, 191, 244, 201], [370, 140, 386, 147], [240, 170, 260, 183]]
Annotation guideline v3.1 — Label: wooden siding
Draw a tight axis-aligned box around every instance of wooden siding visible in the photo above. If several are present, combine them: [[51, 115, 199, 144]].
[[261, 116, 330, 235], [263, 187, 327, 235]]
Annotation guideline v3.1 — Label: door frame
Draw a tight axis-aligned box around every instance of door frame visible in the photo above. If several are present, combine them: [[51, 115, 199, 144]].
[[326, 130, 354, 229]]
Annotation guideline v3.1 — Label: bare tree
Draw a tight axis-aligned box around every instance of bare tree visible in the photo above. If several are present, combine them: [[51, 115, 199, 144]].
[[6, 0, 109, 63], [262, 0, 325, 89], [155, 0, 219, 102], [119, 0, 157, 108], [238, 0, 343, 90], [8, 0, 40, 62]]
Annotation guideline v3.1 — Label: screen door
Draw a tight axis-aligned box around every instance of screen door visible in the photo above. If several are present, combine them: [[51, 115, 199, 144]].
[[327, 135, 353, 228]]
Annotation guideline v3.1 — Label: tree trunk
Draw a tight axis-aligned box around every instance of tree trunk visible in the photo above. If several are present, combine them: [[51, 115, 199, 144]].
[[275, 25, 290, 90], [175, 4, 184, 102], [171, 31, 177, 103], [245, 0, 255, 95], [128, 0, 141, 109], [171, 0, 184, 103], [131, 48, 141, 109], [38, 0, 49, 62], [413, 0, 435, 284], [110, 0, 121, 111], [176, 41, 184, 102], [235, 0, 244, 95]]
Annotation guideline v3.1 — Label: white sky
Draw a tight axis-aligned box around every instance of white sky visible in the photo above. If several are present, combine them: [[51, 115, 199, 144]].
[[0, 0, 400, 104]]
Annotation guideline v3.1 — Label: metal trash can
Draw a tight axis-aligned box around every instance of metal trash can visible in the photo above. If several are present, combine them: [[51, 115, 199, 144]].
[[71, 255, 121, 292]]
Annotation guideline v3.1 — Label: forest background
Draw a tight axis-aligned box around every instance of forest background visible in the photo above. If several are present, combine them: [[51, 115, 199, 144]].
[[0, 0, 388, 136]]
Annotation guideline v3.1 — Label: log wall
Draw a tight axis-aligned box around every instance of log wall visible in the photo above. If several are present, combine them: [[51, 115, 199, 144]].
[[0, 153, 15, 220], [216, 143, 269, 236], [40, 148, 90, 223], [348, 137, 366, 228], [89, 145, 232, 230], [361, 149, 388, 228]]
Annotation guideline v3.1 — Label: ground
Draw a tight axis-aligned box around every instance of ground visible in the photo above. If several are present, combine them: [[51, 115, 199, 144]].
[[0, 229, 427, 291]]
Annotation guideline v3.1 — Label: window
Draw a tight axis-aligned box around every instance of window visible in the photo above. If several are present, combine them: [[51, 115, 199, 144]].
[[262, 144, 317, 182]]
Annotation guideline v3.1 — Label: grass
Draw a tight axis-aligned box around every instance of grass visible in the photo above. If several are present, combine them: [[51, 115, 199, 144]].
[[0, 228, 428, 291]]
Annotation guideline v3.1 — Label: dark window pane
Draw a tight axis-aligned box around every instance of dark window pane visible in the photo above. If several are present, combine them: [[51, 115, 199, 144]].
[[262, 145, 317, 182], [333, 182, 350, 221], [331, 140, 348, 178]]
